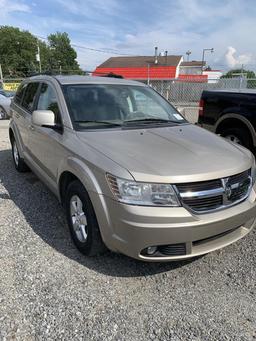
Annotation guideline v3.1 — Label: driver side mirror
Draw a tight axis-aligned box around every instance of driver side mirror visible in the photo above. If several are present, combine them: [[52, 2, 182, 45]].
[[32, 110, 63, 133]]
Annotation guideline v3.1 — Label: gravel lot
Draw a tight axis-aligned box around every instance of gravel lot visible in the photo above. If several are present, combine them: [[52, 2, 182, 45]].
[[0, 120, 256, 341]]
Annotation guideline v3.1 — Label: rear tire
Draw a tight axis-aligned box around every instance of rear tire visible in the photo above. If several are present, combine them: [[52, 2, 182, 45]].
[[221, 127, 253, 151], [11, 137, 30, 172], [65, 180, 106, 256]]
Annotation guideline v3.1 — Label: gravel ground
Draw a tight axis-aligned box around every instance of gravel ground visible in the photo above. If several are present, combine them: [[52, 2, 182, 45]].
[[0, 120, 256, 341]]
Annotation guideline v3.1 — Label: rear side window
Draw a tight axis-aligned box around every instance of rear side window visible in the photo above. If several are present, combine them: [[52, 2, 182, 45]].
[[22, 82, 39, 113], [14, 83, 27, 104]]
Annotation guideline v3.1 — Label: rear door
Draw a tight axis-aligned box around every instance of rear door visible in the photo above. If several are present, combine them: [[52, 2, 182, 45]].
[[12, 82, 39, 155]]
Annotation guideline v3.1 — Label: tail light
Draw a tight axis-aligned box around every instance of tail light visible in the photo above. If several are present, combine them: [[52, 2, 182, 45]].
[[198, 99, 204, 116]]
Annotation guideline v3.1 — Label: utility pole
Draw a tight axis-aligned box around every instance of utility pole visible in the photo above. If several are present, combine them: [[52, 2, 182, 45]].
[[241, 64, 244, 76], [36, 41, 42, 73], [240, 64, 244, 90], [201, 48, 214, 74], [58, 60, 62, 75], [0, 64, 3, 87], [147, 63, 150, 85], [186, 50, 191, 61]]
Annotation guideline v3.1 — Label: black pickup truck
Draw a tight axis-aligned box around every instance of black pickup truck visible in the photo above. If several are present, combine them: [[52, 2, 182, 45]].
[[198, 89, 256, 152]]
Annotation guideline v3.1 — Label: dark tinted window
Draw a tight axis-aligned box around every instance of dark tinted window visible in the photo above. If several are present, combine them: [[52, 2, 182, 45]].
[[14, 83, 27, 104], [37, 83, 61, 123], [22, 83, 39, 112]]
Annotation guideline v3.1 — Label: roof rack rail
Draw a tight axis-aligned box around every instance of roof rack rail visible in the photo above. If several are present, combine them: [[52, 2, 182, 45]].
[[103, 72, 123, 79], [27, 71, 57, 77]]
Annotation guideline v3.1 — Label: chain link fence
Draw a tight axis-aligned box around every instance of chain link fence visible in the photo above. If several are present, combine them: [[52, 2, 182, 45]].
[[2, 69, 256, 123], [145, 77, 256, 123]]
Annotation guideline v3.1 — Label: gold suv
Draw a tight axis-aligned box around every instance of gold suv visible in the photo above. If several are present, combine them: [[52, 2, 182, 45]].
[[9, 75, 256, 261]]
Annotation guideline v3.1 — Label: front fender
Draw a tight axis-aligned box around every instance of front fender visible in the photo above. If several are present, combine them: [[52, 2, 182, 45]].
[[57, 157, 118, 250]]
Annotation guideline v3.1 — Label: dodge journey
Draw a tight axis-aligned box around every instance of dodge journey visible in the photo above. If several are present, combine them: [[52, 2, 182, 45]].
[[9, 75, 256, 261]]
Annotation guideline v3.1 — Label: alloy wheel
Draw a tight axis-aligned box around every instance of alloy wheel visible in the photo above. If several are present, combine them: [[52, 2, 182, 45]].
[[13, 141, 19, 166], [70, 195, 88, 243]]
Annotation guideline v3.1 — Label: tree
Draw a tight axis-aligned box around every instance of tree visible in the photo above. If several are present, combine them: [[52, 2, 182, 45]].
[[38, 40, 52, 72], [221, 69, 256, 79], [221, 68, 256, 88], [0, 26, 83, 77], [47, 32, 82, 74], [0, 26, 38, 77]]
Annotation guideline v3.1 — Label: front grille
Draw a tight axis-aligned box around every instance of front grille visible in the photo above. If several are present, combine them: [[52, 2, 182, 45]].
[[176, 169, 251, 213], [158, 243, 186, 256], [229, 170, 250, 185], [177, 179, 222, 192], [183, 195, 223, 212], [230, 178, 251, 202]]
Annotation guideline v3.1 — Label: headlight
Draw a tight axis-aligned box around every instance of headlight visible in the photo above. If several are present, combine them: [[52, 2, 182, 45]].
[[106, 174, 180, 206]]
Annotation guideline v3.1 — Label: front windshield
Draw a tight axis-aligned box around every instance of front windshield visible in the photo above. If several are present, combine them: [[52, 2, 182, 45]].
[[63, 84, 187, 129]]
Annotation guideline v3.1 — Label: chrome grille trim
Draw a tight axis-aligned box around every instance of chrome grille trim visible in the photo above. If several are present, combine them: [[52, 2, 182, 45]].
[[180, 187, 224, 198], [175, 169, 252, 214]]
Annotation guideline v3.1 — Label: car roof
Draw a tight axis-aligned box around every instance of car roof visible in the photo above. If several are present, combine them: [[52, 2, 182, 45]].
[[26, 75, 146, 87]]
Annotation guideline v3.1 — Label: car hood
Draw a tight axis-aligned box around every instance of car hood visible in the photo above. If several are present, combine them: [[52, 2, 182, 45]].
[[77, 124, 253, 183]]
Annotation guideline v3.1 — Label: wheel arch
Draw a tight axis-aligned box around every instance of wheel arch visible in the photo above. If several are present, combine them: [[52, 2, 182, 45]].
[[57, 160, 114, 248], [9, 127, 14, 142], [8, 123, 26, 158], [57, 157, 105, 205], [58, 171, 80, 205], [215, 113, 256, 146]]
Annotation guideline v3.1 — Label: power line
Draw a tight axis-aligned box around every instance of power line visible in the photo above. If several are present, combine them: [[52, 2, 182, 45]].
[[36, 35, 134, 56]]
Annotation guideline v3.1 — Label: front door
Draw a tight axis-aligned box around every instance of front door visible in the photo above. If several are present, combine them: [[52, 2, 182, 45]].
[[27, 82, 65, 186]]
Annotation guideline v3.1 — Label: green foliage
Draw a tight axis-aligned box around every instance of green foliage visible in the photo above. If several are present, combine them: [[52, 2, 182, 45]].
[[47, 32, 81, 73], [0, 26, 82, 77], [0, 26, 38, 77], [221, 69, 256, 79], [221, 69, 256, 88]]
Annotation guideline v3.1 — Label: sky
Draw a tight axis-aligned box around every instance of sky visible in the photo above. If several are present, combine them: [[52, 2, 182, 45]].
[[0, 0, 256, 72]]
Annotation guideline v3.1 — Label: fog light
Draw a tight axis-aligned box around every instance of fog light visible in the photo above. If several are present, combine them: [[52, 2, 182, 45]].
[[147, 246, 157, 255]]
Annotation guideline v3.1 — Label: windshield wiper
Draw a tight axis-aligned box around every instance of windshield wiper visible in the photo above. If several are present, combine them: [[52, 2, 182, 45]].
[[74, 120, 122, 127], [123, 118, 182, 125]]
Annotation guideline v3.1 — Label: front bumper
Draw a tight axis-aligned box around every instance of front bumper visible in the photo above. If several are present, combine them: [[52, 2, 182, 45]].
[[92, 187, 256, 261]]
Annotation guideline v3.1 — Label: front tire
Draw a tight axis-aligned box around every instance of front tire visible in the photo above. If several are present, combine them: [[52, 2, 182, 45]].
[[65, 180, 106, 256], [11, 138, 30, 172]]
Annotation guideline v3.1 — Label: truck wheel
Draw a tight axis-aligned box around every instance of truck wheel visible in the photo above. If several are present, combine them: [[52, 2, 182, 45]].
[[11, 138, 30, 172], [65, 180, 106, 256], [221, 127, 253, 151]]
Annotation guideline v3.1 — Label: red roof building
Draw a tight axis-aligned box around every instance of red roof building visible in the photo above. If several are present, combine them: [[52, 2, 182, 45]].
[[93, 56, 209, 82], [93, 55, 182, 80]]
